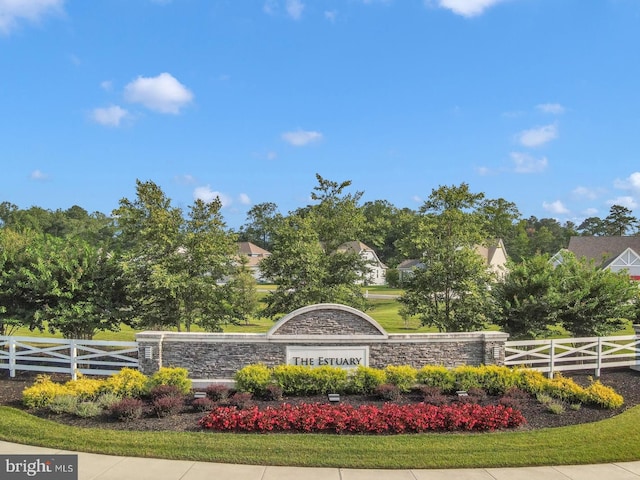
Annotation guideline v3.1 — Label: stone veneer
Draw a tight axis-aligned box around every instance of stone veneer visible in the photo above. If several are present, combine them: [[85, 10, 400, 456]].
[[136, 303, 509, 381]]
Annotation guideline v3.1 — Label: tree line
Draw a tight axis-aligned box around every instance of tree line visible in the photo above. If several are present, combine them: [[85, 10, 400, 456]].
[[0, 174, 638, 340]]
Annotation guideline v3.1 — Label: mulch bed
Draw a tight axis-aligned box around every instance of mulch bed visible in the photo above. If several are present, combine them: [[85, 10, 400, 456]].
[[2, 368, 640, 433]]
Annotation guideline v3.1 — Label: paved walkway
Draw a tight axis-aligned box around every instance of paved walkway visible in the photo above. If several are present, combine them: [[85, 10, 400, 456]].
[[2, 441, 640, 480]]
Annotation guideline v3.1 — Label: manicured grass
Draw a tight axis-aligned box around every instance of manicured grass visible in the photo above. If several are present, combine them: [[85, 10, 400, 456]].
[[1, 405, 640, 468]]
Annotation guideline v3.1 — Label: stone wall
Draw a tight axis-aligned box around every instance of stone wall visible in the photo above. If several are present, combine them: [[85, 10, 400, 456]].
[[136, 304, 509, 381]]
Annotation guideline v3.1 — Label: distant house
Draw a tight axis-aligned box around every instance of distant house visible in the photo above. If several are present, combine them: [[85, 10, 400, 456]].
[[551, 236, 640, 280], [237, 241, 271, 282], [397, 239, 508, 284], [337, 241, 387, 286]]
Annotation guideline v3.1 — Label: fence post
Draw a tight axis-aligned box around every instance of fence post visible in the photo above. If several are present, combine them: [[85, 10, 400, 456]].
[[596, 336, 602, 378], [9, 337, 16, 378], [549, 339, 555, 379], [70, 339, 78, 380]]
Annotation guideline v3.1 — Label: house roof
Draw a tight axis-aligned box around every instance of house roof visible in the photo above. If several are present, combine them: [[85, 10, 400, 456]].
[[237, 241, 271, 257], [475, 239, 507, 267], [397, 259, 423, 270], [336, 241, 387, 268], [566, 236, 640, 268]]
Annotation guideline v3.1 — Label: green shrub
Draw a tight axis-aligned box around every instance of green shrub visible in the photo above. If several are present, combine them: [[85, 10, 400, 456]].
[[546, 401, 566, 415], [101, 368, 148, 398], [146, 367, 191, 395], [75, 401, 102, 418], [234, 364, 271, 395], [22, 375, 71, 409], [48, 394, 78, 414], [270, 365, 348, 395], [384, 365, 417, 393], [416, 366, 455, 392], [348, 366, 387, 394], [96, 392, 121, 409]]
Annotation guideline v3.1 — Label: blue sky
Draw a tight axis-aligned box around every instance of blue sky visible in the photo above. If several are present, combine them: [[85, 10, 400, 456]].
[[2, 0, 640, 230]]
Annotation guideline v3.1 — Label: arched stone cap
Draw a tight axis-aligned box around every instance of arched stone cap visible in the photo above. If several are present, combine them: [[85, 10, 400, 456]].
[[267, 303, 388, 338]]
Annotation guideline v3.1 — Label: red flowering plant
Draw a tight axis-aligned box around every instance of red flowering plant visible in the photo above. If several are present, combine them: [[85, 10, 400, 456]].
[[198, 402, 526, 434]]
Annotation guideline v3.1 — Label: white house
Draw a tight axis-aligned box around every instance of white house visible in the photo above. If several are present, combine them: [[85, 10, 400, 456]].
[[337, 241, 388, 286]]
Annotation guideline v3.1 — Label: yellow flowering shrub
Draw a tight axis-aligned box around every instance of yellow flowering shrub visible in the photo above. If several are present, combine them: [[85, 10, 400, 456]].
[[416, 365, 455, 392], [22, 375, 71, 409], [582, 380, 624, 409], [65, 375, 103, 400], [100, 368, 148, 398], [384, 365, 417, 392], [146, 367, 192, 395]]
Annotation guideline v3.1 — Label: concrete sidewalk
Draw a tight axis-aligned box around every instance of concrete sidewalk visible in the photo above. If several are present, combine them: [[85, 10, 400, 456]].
[[2, 441, 640, 480]]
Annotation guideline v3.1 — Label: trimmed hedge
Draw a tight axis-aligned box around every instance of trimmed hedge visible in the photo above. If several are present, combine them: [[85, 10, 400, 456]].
[[233, 363, 624, 409]]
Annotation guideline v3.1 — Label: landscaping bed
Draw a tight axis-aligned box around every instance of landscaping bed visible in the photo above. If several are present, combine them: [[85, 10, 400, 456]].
[[2, 367, 640, 433]]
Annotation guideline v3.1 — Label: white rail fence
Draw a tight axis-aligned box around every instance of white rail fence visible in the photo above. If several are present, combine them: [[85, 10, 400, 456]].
[[504, 335, 640, 377], [0, 336, 139, 380], [2, 335, 639, 380]]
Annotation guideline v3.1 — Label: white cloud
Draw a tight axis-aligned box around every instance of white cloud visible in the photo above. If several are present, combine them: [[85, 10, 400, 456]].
[[282, 129, 323, 146], [510, 152, 548, 173], [475, 166, 492, 176], [0, 0, 64, 34], [239, 193, 251, 205], [572, 186, 601, 200], [543, 200, 570, 215], [29, 169, 49, 181], [324, 10, 337, 22], [607, 196, 638, 210], [286, 0, 304, 19], [100, 80, 113, 91], [614, 172, 640, 192], [193, 186, 231, 207], [267, 151, 278, 160], [583, 208, 599, 216], [411, 195, 423, 203], [124, 73, 193, 114], [516, 124, 558, 148], [536, 103, 565, 115], [263, 0, 277, 15], [174, 174, 197, 185], [430, 0, 506, 17], [91, 105, 129, 127]]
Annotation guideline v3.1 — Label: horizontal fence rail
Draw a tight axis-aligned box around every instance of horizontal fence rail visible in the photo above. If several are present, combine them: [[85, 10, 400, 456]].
[[0, 336, 139, 380], [504, 335, 640, 377]]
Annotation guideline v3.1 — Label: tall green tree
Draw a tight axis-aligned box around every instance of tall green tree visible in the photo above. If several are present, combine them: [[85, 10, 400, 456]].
[[113, 180, 237, 332], [492, 255, 560, 339], [259, 214, 367, 319], [37, 238, 126, 339], [238, 202, 283, 250], [298, 173, 366, 251], [399, 184, 496, 332], [554, 252, 637, 337], [604, 205, 637, 236], [0, 228, 45, 335]]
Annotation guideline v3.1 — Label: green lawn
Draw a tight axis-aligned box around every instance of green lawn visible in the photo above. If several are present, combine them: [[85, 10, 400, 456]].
[[1, 405, 639, 468]]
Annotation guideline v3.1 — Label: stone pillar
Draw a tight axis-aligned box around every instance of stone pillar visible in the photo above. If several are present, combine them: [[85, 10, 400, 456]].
[[482, 332, 509, 366], [135, 332, 164, 376]]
